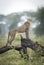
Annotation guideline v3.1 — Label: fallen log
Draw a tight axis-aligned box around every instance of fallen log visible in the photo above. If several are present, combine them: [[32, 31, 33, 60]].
[[0, 46, 13, 54], [0, 45, 23, 54], [0, 37, 44, 57], [21, 37, 44, 56]]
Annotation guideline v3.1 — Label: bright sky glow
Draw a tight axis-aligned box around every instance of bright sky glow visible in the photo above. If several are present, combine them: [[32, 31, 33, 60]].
[[0, 0, 44, 15]]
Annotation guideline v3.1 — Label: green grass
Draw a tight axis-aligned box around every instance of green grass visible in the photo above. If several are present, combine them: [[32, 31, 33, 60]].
[[0, 36, 44, 65], [30, 35, 44, 46]]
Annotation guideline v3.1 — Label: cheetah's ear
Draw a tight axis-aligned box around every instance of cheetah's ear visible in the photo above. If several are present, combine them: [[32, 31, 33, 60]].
[[27, 18, 32, 21]]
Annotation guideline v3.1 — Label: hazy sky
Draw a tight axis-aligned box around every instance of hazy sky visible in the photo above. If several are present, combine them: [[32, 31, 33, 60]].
[[0, 0, 44, 15]]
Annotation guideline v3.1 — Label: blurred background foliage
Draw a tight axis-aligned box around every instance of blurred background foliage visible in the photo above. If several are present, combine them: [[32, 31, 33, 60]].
[[0, 7, 44, 38]]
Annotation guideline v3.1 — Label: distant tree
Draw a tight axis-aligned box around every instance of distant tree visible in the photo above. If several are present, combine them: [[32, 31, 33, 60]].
[[34, 7, 44, 36], [9, 14, 21, 30], [0, 15, 5, 21]]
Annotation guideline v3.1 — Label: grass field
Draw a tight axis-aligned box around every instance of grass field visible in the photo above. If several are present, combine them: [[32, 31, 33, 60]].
[[0, 36, 44, 65]]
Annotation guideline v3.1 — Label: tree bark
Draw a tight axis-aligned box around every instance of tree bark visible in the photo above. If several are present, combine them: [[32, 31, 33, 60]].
[[0, 46, 12, 54]]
